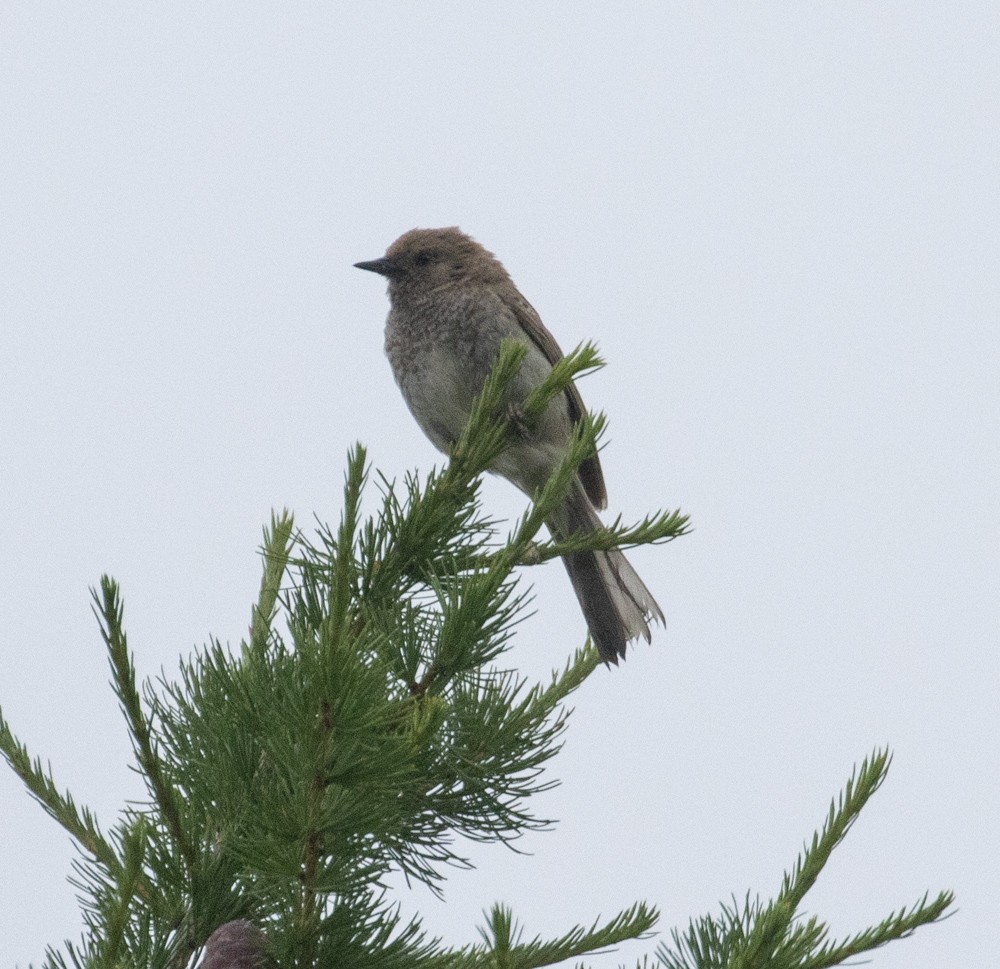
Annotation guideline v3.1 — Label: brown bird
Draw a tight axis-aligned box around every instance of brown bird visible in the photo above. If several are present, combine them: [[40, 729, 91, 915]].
[[355, 227, 662, 664]]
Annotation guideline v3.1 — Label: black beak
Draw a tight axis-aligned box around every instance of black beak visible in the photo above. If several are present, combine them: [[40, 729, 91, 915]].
[[353, 257, 393, 276]]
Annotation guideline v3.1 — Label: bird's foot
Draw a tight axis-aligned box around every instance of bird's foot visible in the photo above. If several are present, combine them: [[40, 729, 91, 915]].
[[505, 402, 532, 439]]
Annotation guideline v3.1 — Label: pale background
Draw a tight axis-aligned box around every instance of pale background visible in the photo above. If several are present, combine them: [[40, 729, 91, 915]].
[[2, 3, 997, 966]]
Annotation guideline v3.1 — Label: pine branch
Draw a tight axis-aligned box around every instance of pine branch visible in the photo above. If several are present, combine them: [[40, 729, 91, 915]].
[[0, 709, 120, 873], [527, 643, 602, 719], [450, 339, 532, 476], [806, 890, 955, 968], [658, 749, 955, 969], [472, 901, 659, 969], [523, 507, 692, 564], [777, 748, 893, 912], [519, 340, 605, 425], [248, 509, 295, 655], [329, 446, 368, 641], [97, 817, 150, 967], [504, 410, 608, 558], [93, 577, 196, 871], [466, 340, 689, 570]]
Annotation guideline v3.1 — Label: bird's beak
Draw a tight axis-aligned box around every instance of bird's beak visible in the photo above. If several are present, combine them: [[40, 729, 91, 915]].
[[353, 257, 393, 276]]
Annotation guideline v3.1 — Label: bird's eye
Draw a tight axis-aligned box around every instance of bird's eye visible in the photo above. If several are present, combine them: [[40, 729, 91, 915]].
[[414, 251, 433, 266]]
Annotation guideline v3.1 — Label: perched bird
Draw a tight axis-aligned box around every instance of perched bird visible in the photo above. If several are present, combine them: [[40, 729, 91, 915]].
[[355, 227, 662, 664]]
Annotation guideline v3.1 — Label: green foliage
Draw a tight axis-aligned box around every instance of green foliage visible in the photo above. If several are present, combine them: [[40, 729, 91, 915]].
[[0, 342, 951, 969], [658, 750, 954, 969]]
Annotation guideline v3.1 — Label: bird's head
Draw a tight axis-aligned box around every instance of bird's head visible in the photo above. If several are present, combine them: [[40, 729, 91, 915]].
[[354, 227, 508, 298]]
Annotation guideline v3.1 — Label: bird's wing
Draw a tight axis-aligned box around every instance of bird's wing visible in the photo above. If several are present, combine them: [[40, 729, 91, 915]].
[[506, 291, 608, 510]]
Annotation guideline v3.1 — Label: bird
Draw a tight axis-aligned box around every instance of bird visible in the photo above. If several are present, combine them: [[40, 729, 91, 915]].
[[354, 227, 662, 664]]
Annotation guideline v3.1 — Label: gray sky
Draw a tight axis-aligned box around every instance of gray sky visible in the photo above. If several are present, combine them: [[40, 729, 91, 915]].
[[2, 3, 997, 966]]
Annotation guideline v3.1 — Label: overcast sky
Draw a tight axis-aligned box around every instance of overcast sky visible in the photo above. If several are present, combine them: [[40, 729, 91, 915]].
[[2, 3, 997, 967]]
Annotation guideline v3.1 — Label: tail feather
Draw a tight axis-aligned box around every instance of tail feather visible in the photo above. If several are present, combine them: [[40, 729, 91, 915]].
[[552, 486, 664, 665]]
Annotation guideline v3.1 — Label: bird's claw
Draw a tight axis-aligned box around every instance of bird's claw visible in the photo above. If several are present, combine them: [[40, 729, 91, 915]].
[[505, 402, 531, 439]]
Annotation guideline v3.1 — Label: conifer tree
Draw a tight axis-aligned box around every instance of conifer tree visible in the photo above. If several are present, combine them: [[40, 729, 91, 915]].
[[1, 342, 952, 968]]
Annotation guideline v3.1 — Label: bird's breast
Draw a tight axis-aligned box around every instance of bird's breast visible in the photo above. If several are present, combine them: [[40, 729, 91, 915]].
[[384, 307, 485, 452]]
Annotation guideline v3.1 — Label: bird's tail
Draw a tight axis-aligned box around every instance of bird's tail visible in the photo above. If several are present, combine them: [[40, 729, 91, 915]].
[[552, 486, 664, 665]]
